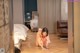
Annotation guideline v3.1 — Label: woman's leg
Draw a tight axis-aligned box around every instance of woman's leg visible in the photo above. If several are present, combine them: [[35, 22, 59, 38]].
[[38, 41, 46, 50], [45, 42, 49, 49], [43, 40, 49, 49]]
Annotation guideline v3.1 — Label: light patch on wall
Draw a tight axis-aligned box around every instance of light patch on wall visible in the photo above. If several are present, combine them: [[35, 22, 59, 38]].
[[65, 2, 68, 14], [61, 0, 68, 20]]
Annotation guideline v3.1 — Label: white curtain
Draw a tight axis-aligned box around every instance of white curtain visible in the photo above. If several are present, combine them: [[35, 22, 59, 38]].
[[37, 0, 61, 33]]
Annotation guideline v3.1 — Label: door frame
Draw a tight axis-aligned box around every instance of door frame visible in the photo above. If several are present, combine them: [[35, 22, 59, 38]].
[[9, 0, 75, 53], [68, 2, 74, 53]]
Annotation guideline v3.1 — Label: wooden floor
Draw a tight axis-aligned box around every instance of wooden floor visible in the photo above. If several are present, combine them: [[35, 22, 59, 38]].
[[21, 31, 68, 53]]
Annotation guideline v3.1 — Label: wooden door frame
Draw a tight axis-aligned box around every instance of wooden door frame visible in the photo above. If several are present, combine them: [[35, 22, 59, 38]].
[[68, 1, 74, 53], [9, 0, 75, 53]]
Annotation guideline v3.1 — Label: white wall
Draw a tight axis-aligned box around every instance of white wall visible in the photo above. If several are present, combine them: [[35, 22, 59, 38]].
[[61, 0, 68, 20], [13, 0, 24, 24]]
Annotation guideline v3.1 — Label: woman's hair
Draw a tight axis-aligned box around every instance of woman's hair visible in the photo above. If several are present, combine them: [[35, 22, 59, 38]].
[[42, 27, 48, 36]]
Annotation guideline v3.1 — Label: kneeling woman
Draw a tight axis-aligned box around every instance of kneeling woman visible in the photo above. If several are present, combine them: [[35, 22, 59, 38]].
[[36, 27, 51, 49]]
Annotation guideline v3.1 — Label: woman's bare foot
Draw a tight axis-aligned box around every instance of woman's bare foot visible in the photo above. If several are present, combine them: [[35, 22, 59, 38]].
[[42, 48, 46, 50]]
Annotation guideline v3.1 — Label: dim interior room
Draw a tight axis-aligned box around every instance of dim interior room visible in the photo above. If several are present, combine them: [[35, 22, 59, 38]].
[[12, 0, 69, 53], [1, 0, 80, 53]]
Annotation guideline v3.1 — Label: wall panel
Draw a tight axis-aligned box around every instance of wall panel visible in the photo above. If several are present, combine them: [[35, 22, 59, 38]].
[[0, 0, 4, 27], [74, 2, 80, 53], [13, 0, 24, 24], [0, 0, 10, 53]]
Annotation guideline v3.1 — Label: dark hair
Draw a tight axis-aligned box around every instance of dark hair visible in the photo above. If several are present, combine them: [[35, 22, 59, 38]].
[[42, 27, 48, 36]]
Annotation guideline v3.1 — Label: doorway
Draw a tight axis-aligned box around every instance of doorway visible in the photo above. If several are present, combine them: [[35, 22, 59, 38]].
[[11, 0, 74, 53]]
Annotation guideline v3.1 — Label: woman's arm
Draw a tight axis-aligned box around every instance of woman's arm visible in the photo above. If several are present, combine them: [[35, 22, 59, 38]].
[[45, 35, 51, 48]]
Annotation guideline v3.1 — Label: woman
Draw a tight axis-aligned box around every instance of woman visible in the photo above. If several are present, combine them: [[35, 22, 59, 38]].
[[36, 27, 50, 49], [41, 27, 50, 49]]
